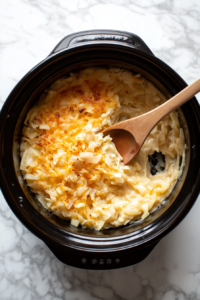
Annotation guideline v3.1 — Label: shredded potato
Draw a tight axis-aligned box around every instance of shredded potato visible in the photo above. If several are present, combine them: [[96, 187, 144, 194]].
[[20, 68, 185, 230]]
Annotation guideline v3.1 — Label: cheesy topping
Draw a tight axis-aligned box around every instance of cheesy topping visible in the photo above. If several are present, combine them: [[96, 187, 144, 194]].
[[20, 68, 185, 230]]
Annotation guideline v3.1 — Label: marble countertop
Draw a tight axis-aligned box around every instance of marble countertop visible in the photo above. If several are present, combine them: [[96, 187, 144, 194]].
[[1, 0, 200, 299]]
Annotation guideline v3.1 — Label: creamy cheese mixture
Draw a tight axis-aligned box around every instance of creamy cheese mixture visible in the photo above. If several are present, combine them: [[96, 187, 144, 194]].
[[20, 68, 185, 230]]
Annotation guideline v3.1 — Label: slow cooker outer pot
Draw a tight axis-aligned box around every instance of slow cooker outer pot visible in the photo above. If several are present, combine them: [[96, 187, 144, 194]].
[[0, 30, 200, 270]]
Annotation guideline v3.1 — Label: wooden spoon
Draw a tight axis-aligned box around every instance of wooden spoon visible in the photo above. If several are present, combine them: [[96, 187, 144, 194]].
[[102, 78, 200, 164]]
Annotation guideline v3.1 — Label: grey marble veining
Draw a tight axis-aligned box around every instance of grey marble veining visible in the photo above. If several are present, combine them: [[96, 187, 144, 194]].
[[1, 0, 200, 299]]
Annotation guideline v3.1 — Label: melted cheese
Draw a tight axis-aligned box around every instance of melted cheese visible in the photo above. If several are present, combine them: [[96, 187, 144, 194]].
[[20, 68, 185, 230]]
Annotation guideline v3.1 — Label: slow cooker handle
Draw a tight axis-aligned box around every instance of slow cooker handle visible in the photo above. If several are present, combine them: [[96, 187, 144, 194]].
[[50, 30, 154, 56]]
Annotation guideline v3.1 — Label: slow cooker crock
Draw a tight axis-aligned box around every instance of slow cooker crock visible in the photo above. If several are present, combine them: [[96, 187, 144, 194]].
[[0, 30, 200, 270]]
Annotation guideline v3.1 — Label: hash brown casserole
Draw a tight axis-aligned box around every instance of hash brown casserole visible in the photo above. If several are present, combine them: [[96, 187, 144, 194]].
[[20, 68, 185, 230]]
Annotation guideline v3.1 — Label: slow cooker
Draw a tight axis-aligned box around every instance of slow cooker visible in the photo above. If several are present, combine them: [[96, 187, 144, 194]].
[[0, 30, 200, 270]]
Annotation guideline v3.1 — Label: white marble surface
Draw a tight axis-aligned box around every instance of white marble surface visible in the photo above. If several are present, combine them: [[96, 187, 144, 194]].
[[1, 0, 200, 299]]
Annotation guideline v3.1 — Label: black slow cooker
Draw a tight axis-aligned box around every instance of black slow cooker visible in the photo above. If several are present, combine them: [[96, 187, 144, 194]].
[[0, 30, 200, 270]]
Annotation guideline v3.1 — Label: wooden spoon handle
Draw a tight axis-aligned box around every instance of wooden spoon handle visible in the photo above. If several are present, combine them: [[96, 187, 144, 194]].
[[126, 78, 200, 144], [145, 78, 200, 129]]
